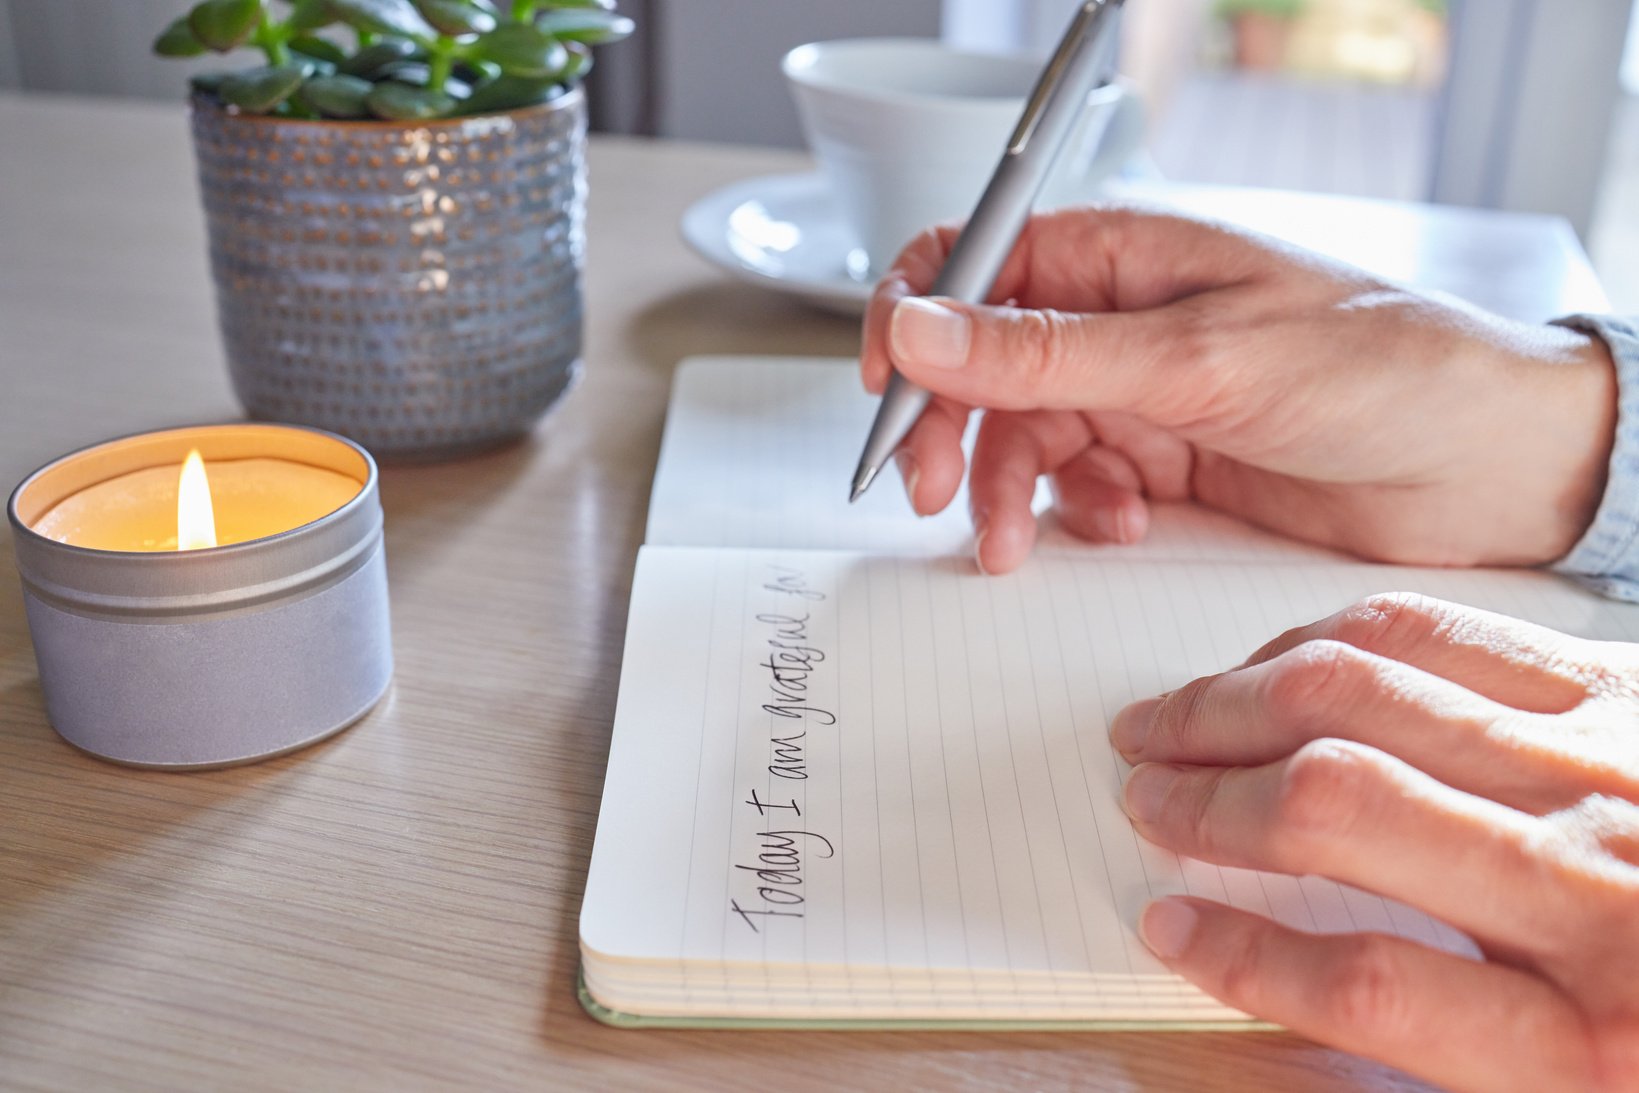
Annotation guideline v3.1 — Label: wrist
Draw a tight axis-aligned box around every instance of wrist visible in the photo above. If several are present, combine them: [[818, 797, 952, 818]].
[[1444, 317, 1618, 568]]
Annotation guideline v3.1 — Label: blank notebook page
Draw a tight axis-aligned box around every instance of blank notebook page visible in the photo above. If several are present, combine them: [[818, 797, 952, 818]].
[[581, 547, 1639, 1021], [645, 357, 1341, 562]]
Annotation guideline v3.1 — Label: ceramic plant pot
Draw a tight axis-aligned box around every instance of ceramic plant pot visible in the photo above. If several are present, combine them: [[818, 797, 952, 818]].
[[189, 88, 586, 460]]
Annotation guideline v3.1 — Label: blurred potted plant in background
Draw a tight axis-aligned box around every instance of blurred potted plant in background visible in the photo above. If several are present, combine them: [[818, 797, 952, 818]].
[[1214, 0, 1307, 71], [155, 0, 633, 459]]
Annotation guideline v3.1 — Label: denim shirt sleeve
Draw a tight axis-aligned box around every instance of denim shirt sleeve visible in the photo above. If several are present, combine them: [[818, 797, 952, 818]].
[[1549, 314, 1639, 602]]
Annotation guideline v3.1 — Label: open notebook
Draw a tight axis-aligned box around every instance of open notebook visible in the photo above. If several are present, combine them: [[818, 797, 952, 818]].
[[579, 357, 1639, 1029]]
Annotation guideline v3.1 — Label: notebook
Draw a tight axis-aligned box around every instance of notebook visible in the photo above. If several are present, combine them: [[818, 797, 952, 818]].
[[578, 356, 1639, 1029]]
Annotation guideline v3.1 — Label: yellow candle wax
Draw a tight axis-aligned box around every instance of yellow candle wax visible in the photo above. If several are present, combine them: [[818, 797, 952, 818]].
[[30, 457, 363, 552]]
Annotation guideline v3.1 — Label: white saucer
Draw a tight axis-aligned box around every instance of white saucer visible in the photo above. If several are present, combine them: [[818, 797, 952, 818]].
[[679, 172, 875, 317]]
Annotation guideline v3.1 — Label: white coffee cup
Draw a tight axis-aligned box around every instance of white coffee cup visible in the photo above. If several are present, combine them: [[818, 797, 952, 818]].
[[782, 38, 1145, 276]]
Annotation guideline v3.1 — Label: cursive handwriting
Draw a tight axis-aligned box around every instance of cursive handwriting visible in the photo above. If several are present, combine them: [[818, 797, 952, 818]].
[[729, 566, 838, 934], [756, 610, 836, 730], [763, 566, 825, 601], [729, 809, 836, 934]]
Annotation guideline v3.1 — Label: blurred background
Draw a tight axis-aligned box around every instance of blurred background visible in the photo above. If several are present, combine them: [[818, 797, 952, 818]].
[[1, 0, 1634, 310]]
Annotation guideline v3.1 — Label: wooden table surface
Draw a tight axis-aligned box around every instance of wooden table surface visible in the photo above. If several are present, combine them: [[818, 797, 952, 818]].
[[0, 91, 1607, 1092]]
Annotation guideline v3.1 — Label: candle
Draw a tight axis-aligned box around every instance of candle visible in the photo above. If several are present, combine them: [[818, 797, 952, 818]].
[[30, 456, 362, 552], [7, 423, 393, 769]]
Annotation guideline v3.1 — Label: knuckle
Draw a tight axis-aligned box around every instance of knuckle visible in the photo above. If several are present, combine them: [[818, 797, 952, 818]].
[[1547, 794, 1639, 867], [1275, 740, 1380, 851], [1331, 592, 1445, 656], [1579, 645, 1639, 702], [1323, 934, 1412, 1040], [1012, 308, 1079, 401], [1150, 675, 1218, 752], [1168, 306, 1220, 374], [1216, 920, 1274, 1014], [1184, 768, 1235, 860], [1263, 640, 1364, 722]]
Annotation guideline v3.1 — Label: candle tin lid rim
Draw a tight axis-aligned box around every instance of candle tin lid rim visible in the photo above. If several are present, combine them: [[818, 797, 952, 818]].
[[7, 424, 384, 613], [6, 421, 377, 558]]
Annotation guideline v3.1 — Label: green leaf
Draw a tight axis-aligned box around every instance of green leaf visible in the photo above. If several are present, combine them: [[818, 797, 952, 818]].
[[453, 58, 502, 83], [410, 0, 496, 36], [188, 0, 265, 52], [367, 81, 458, 119], [289, 33, 348, 65], [189, 70, 234, 94], [287, 0, 337, 29], [378, 61, 473, 97], [534, 8, 632, 43], [530, 0, 615, 9], [218, 63, 309, 112], [327, 0, 436, 43], [458, 73, 562, 114], [154, 15, 207, 57], [560, 39, 591, 82], [470, 24, 567, 79], [336, 37, 420, 76], [298, 73, 375, 117]]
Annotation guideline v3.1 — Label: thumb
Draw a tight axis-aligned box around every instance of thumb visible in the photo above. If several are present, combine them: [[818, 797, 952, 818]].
[[887, 295, 1190, 421]]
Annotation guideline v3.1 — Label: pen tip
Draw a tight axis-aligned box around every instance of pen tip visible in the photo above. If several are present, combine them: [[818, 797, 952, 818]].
[[850, 463, 879, 504]]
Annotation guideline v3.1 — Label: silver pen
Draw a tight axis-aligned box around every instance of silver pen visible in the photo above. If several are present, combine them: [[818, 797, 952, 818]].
[[849, 0, 1127, 503]]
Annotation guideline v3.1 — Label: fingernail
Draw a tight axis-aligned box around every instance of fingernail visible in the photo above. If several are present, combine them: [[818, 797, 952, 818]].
[[895, 450, 920, 510], [1110, 697, 1159, 757], [1122, 762, 1173, 824], [1092, 506, 1124, 543], [973, 514, 991, 576], [890, 297, 970, 370], [1140, 898, 1198, 960]]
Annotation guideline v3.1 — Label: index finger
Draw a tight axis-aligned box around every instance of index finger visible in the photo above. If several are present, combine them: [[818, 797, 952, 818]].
[[1236, 593, 1590, 713], [861, 224, 964, 395], [1122, 739, 1559, 955], [861, 207, 1301, 420]]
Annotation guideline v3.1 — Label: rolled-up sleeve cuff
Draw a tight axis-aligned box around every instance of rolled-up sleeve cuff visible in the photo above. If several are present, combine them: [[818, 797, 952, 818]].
[[1550, 314, 1639, 602]]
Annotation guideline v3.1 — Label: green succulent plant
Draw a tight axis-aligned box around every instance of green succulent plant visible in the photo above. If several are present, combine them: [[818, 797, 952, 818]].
[[1212, 0, 1306, 17], [155, 0, 633, 120]]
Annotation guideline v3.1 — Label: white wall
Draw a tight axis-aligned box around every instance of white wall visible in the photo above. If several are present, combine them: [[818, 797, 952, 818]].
[[6, 0, 227, 100], [1624, 0, 1639, 92], [1433, 0, 1632, 237]]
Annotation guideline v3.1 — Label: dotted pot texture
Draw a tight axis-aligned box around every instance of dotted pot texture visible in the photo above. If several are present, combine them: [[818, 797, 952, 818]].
[[189, 91, 587, 460]]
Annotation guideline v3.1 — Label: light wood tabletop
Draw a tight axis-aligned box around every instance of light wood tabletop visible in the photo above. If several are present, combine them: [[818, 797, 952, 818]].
[[0, 91, 1608, 1091]]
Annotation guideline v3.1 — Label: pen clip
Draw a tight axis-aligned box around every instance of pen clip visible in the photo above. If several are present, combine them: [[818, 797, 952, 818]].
[[1005, 0, 1112, 155]]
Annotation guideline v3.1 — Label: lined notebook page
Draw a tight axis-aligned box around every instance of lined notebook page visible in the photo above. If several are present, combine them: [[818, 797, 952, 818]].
[[582, 548, 1639, 1021], [646, 357, 1339, 563]]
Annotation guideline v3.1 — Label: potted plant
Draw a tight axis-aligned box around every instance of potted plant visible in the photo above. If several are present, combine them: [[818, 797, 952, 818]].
[[154, 0, 633, 459], [1214, 0, 1306, 72]]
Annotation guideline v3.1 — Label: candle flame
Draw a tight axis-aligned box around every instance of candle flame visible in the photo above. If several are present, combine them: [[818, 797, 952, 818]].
[[177, 449, 218, 551]]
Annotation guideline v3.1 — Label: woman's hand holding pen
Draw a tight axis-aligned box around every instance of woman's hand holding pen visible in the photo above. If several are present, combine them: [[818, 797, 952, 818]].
[[860, 206, 1639, 1090], [859, 206, 1617, 577]]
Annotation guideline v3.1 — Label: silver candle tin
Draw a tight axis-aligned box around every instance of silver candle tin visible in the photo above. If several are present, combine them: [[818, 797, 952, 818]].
[[7, 424, 393, 769]]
